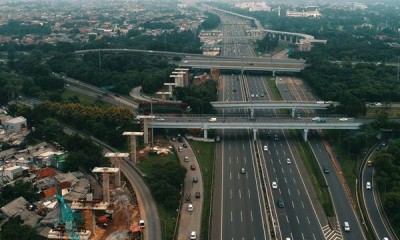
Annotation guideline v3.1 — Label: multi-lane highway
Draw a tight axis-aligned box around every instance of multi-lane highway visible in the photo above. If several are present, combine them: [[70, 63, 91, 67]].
[[280, 76, 366, 240]]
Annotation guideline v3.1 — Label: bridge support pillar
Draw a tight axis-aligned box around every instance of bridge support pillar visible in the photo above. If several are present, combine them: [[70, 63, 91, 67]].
[[302, 129, 309, 142], [272, 71, 276, 77], [143, 119, 149, 145], [253, 129, 257, 141], [204, 129, 208, 139], [291, 108, 295, 118], [250, 108, 254, 119]]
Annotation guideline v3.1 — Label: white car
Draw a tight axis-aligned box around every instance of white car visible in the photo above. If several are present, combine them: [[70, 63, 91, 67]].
[[156, 118, 165, 121], [209, 117, 217, 122], [317, 101, 325, 104], [263, 145, 268, 151], [241, 168, 246, 174], [190, 231, 196, 239], [339, 118, 348, 121], [312, 117, 321, 121], [286, 158, 291, 164], [272, 182, 278, 189], [366, 182, 371, 190], [188, 204, 193, 212], [184, 156, 189, 162]]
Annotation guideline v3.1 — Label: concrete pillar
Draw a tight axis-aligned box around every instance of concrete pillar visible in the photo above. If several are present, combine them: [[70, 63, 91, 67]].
[[302, 129, 309, 142], [204, 129, 208, 139], [272, 71, 276, 77], [250, 108, 255, 119], [103, 173, 110, 203], [130, 136, 136, 162], [291, 108, 295, 118], [143, 119, 149, 145], [168, 85, 173, 93], [253, 129, 257, 141]]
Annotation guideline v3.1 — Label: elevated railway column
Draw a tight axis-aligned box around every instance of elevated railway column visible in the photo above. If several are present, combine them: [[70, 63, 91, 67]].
[[291, 108, 296, 118], [253, 129, 257, 141], [122, 132, 143, 164]]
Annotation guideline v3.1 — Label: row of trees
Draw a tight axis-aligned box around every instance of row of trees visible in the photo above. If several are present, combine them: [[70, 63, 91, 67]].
[[373, 138, 400, 236], [200, 12, 221, 30]]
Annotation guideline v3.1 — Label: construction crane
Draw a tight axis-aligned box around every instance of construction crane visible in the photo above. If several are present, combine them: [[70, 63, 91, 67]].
[[51, 195, 80, 240]]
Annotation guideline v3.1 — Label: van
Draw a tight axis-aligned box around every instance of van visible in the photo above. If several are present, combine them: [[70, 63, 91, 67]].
[[343, 222, 350, 232], [139, 220, 145, 228]]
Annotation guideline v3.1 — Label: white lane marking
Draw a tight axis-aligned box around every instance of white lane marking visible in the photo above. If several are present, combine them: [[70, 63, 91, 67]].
[[301, 232, 305, 240], [281, 168, 284, 173], [251, 210, 254, 222], [286, 215, 289, 223], [302, 201, 305, 208], [229, 157, 231, 164], [230, 172, 232, 180], [231, 211, 233, 222], [284, 177, 287, 183], [229, 144, 231, 150], [248, 189, 251, 199], [290, 168, 292, 174], [313, 233, 316, 240], [279, 189, 282, 194], [288, 189, 291, 196], [244, 156, 247, 164], [273, 167, 276, 173], [296, 216, 300, 224], [237, 157, 239, 164], [240, 211, 243, 222], [242, 143, 245, 150], [230, 189, 232, 199], [239, 189, 242, 199], [293, 178, 296, 184], [307, 216, 310, 224], [292, 201, 294, 208], [276, 150, 279, 156], [278, 159, 281, 164], [297, 189, 300, 196], [283, 150, 286, 155]]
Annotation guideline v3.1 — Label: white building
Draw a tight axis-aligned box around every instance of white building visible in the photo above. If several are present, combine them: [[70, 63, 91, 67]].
[[4, 165, 24, 180], [286, 10, 321, 18], [3, 116, 27, 133], [235, 2, 271, 12]]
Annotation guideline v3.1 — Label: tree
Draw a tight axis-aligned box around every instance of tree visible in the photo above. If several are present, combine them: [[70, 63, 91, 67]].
[[0, 216, 43, 240], [1, 180, 38, 206]]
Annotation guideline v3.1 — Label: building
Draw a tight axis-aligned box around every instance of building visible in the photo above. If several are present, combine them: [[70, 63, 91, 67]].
[[3, 116, 27, 133], [234, 2, 271, 12], [286, 9, 321, 18], [0, 196, 40, 227], [4, 165, 24, 180]]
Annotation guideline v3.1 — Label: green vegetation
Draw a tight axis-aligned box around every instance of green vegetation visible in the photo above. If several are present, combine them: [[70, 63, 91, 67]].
[[137, 152, 186, 240], [265, 77, 283, 101], [0, 19, 51, 36], [189, 141, 215, 239], [373, 138, 400, 236], [174, 80, 218, 114], [0, 216, 44, 240], [60, 90, 109, 106], [0, 180, 38, 206], [292, 131, 334, 217], [199, 12, 221, 30]]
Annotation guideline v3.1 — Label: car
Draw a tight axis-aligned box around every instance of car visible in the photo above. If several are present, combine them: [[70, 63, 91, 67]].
[[277, 199, 285, 208], [272, 182, 278, 189], [178, 147, 183, 152], [185, 193, 191, 202], [286, 158, 291, 164], [195, 192, 200, 198], [323, 167, 330, 174], [343, 221, 350, 232], [260, 93, 264, 97], [172, 137, 176, 142], [190, 165, 196, 170], [184, 156, 189, 162], [209, 117, 217, 122], [339, 118, 348, 121], [382, 237, 389, 240], [241, 168, 246, 174], [193, 177, 198, 183], [139, 220, 145, 228], [274, 135, 279, 140], [233, 89, 236, 92], [317, 101, 325, 104], [251, 94, 255, 98], [255, 94, 259, 97], [168, 145, 173, 150], [183, 143, 188, 148], [263, 145, 268, 151], [156, 118, 165, 121], [188, 204, 193, 212], [366, 182, 371, 190], [312, 117, 321, 121], [190, 231, 196, 239]]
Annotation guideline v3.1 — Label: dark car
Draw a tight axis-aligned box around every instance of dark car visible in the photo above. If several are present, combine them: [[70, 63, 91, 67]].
[[185, 193, 191, 202], [195, 192, 200, 198], [277, 199, 285, 208], [190, 165, 196, 170], [183, 143, 188, 148], [323, 167, 330, 174], [193, 177, 198, 183]]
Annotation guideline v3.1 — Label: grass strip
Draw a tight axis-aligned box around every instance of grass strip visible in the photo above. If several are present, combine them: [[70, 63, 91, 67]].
[[189, 141, 214, 240], [291, 130, 335, 217]]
